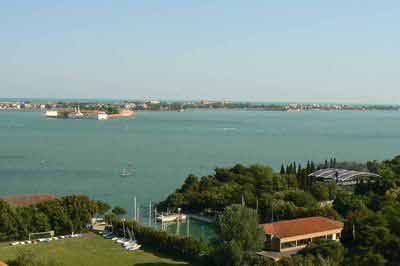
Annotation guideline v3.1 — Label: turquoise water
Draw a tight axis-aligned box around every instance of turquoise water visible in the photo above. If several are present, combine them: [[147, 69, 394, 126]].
[[1, 110, 399, 203], [0, 110, 399, 237]]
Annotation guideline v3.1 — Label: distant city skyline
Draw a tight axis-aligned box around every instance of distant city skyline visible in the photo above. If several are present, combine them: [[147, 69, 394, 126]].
[[1, 1, 399, 103], [0, 96, 400, 105]]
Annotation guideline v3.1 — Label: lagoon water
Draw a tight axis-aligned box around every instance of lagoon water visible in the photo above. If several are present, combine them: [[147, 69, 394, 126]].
[[1, 110, 399, 204], [0, 110, 399, 237], [0, 111, 400, 238]]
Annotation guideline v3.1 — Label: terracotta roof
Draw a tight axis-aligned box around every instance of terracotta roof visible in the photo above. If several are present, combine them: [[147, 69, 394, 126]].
[[260, 216, 343, 239], [0, 261, 8, 266], [2, 194, 57, 207]]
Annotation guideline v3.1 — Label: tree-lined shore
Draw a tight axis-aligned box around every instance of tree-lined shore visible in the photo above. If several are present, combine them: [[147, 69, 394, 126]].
[[158, 155, 400, 265], [1, 155, 400, 265]]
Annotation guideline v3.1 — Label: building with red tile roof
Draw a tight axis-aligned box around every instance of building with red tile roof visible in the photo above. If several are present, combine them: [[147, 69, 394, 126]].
[[2, 194, 57, 207], [260, 217, 343, 253]]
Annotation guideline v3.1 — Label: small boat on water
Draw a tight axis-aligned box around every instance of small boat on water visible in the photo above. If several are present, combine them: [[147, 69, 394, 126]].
[[120, 168, 132, 177], [120, 162, 136, 177]]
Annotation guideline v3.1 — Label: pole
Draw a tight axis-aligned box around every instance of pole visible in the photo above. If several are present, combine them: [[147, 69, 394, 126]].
[[154, 207, 158, 224], [122, 219, 126, 239], [186, 217, 190, 237], [129, 196, 132, 220], [132, 197, 135, 221], [134, 197, 137, 221], [149, 201, 152, 226]]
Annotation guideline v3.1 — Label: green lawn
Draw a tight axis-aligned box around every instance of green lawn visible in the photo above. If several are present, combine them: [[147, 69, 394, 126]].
[[0, 233, 189, 266]]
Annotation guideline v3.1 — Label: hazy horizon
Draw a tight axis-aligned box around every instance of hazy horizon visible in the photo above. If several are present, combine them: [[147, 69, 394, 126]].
[[1, 1, 399, 103]]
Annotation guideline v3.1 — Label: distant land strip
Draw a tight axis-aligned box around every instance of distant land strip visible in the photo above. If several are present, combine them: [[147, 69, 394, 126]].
[[0, 155, 25, 159]]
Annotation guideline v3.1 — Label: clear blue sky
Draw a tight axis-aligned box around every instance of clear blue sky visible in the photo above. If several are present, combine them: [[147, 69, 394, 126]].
[[1, 1, 399, 103]]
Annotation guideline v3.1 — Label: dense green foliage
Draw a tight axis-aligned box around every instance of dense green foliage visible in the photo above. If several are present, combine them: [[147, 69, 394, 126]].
[[208, 205, 266, 266], [95, 200, 111, 216], [2, 155, 400, 265], [296, 240, 345, 264], [111, 206, 127, 217], [112, 219, 203, 262], [100, 105, 120, 114], [335, 156, 400, 266], [159, 164, 340, 223], [0, 195, 104, 241], [160, 155, 400, 266]]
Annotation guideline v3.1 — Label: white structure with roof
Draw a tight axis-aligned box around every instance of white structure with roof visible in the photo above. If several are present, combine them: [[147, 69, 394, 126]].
[[309, 168, 380, 185]]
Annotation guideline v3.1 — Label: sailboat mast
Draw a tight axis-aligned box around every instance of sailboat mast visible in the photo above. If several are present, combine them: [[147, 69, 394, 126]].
[[134, 197, 137, 221], [122, 219, 126, 239], [149, 201, 152, 226]]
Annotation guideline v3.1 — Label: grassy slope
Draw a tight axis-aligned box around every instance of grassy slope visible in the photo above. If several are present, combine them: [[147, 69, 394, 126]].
[[0, 233, 189, 266]]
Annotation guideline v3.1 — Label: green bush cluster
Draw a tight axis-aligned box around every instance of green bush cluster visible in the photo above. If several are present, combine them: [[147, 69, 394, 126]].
[[158, 164, 340, 223], [0, 195, 104, 241], [111, 219, 203, 262]]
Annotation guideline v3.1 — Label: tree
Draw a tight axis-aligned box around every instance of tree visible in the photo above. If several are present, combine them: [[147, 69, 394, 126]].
[[102, 105, 120, 114], [61, 195, 96, 232], [310, 161, 316, 172], [378, 163, 396, 180], [0, 199, 17, 241], [299, 239, 345, 264], [311, 182, 330, 201], [112, 206, 127, 217], [95, 200, 111, 216], [280, 164, 285, 174], [348, 252, 385, 266], [284, 191, 317, 208], [211, 204, 265, 266], [367, 160, 380, 173], [181, 174, 200, 193], [104, 213, 118, 225]]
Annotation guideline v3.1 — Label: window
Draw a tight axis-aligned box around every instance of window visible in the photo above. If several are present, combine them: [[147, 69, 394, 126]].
[[327, 234, 333, 240], [312, 236, 325, 242], [281, 241, 297, 249], [297, 238, 311, 246], [336, 233, 341, 239]]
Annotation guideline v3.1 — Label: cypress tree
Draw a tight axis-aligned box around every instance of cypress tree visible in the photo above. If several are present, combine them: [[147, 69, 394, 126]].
[[280, 164, 285, 174], [306, 161, 311, 174], [310, 161, 315, 172]]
